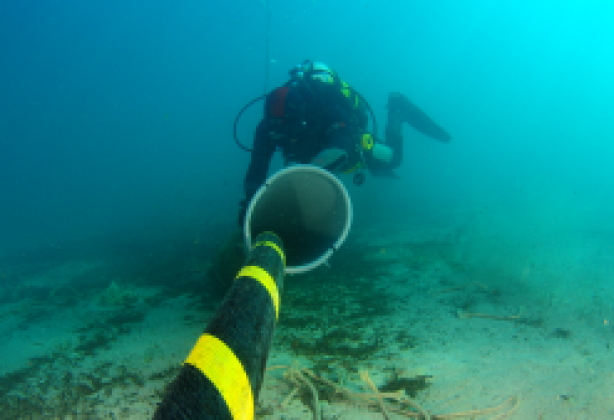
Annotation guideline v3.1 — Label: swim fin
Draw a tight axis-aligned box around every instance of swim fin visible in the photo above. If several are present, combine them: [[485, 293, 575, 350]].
[[388, 92, 451, 142]]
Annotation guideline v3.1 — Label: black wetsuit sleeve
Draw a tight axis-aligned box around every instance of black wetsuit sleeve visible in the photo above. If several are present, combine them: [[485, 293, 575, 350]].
[[244, 120, 276, 200]]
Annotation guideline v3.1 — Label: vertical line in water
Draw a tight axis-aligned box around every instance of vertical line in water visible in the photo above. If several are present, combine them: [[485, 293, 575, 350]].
[[264, 0, 271, 94]]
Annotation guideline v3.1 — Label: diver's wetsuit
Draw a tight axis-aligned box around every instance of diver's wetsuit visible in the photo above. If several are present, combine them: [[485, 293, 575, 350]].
[[244, 85, 371, 201], [238, 65, 451, 225]]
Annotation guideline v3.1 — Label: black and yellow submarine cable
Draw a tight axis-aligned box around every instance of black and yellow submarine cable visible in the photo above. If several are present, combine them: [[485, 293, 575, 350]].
[[153, 231, 285, 419]]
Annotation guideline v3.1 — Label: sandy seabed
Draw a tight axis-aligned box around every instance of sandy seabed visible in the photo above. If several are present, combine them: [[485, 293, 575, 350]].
[[0, 219, 612, 419]]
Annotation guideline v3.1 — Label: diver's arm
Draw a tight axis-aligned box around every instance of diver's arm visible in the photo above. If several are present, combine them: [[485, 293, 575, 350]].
[[311, 104, 355, 171], [244, 120, 276, 201]]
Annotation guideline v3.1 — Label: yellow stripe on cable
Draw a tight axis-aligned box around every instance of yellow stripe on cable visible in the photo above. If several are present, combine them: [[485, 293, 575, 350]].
[[184, 334, 254, 420], [253, 240, 286, 267], [235, 265, 280, 319]]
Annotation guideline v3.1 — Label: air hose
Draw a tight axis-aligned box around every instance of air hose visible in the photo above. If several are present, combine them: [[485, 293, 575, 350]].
[[233, 90, 378, 153]]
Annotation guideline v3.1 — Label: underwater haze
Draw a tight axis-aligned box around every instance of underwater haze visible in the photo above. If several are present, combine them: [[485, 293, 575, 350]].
[[2, 1, 614, 418], [2, 1, 614, 257]]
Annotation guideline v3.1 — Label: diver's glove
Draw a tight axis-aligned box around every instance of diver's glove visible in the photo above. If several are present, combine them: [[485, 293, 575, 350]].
[[237, 199, 248, 228]]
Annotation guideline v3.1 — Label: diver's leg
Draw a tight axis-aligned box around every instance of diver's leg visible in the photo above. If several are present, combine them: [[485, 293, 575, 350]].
[[384, 93, 404, 169], [387, 92, 451, 142], [363, 94, 403, 173]]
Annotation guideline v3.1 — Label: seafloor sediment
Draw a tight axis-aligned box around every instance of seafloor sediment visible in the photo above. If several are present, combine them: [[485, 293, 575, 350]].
[[0, 223, 612, 419]]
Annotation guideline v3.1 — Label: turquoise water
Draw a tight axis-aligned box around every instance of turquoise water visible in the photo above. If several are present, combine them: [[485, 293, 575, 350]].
[[1, 1, 613, 418]]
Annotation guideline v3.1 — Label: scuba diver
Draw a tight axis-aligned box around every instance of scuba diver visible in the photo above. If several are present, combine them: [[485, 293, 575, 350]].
[[235, 59, 452, 226]]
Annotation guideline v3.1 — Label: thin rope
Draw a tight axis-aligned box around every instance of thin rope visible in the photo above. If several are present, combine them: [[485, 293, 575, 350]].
[[264, 0, 271, 94]]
